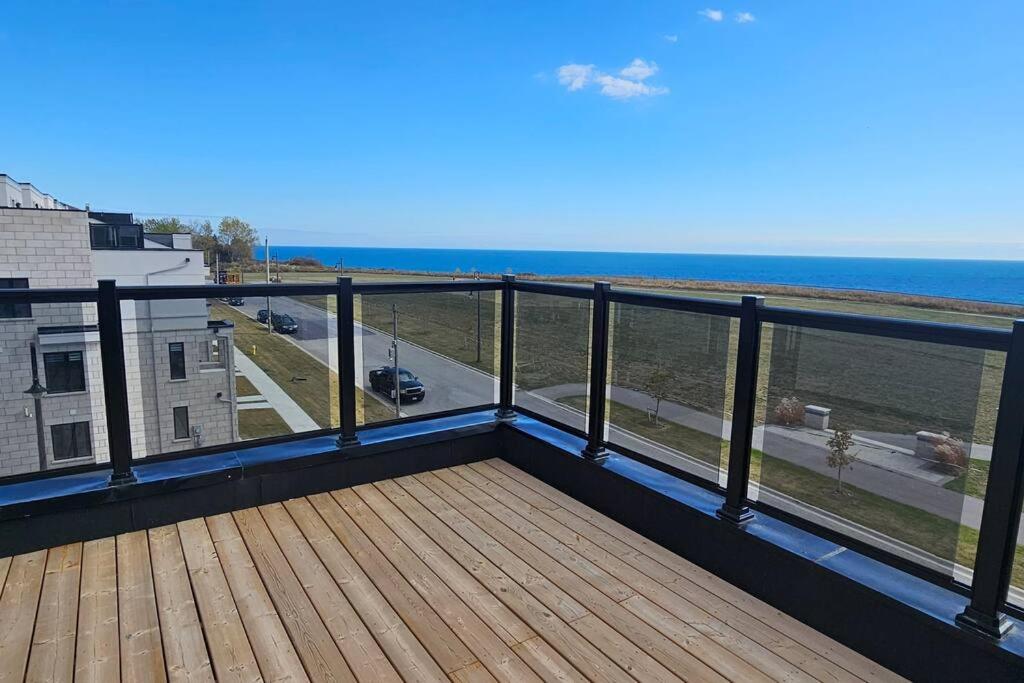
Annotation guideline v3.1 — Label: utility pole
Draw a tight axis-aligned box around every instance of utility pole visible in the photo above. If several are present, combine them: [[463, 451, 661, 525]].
[[391, 303, 401, 418], [265, 238, 272, 331], [215, 252, 220, 284]]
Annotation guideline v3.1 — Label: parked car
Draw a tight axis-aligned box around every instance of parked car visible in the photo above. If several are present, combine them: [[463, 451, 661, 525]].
[[256, 309, 269, 323], [368, 366, 425, 402], [271, 312, 299, 334]]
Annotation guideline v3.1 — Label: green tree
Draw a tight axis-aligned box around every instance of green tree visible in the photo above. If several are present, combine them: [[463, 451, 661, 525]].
[[218, 216, 259, 263], [142, 217, 220, 262], [826, 428, 856, 495]]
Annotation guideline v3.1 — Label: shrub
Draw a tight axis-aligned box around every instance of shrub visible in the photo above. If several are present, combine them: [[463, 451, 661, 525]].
[[934, 436, 968, 474], [774, 397, 805, 426]]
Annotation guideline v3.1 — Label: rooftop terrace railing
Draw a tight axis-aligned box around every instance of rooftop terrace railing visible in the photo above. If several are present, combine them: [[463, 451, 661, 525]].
[[0, 275, 1021, 640]]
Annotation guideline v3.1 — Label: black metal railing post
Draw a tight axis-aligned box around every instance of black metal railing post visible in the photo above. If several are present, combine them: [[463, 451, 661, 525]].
[[97, 280, 136, 486], [717, 295, 765, 524], [336, 276, 360, 447], [957, 319, 1024, 639], [496, 274, 517, 421], [582, 281, 611, 462]]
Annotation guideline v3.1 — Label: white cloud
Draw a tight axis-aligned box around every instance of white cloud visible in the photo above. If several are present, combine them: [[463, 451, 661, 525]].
[[735, 11, 755, 23], [555, 59, 668, 99], [619, 58, 658, 81], [698, 8, 724, 22], [595, 74, 669, 99], [556, 64, 595, 91], [663, 34, 678, 43]]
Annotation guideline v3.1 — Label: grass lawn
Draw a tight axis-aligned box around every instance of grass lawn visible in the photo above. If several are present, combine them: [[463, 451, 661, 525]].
[[558, 395, 725, 468], [212, 303, 393, 426], [558, 394, 1024, 585], [944, 459, 991, 499], [235, 374, 261, 397], [238, 408, 292, 440]]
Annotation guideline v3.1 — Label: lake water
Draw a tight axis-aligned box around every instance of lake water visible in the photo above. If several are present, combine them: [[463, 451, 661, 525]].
[[253, 246, 1024, 305]]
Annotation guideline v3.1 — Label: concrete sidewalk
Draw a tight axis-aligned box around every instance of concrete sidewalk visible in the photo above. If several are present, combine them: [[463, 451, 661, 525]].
[[234, 352, 319, 432]]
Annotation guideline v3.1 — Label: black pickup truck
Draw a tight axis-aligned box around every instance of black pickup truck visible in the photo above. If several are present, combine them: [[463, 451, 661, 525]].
[[368, 366, 425, 402]]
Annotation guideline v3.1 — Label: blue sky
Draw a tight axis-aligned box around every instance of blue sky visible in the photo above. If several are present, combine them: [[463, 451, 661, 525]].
[[1, 1, 1021, 259]]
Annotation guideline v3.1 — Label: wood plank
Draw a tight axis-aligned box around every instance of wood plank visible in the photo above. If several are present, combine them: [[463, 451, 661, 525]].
[[353, 484, 535, 647], [415, 471, 728, 683], [449, 661, 499, 683], [206, 513, 310, 683], [389, 477, 587, 624], [383, 477, 628, 683], [511, 636, 586, 683], [75, 538, 119, 683], [0, 549, 47, 682], [259, 502, 402, 683], [148, 525, 214, 682], [483, 459, 901, 683], [233, 507, 356, 683], [307, 491, 475, 674], [569, 613, 682, 683], [280, 498, 446, 683], [177, 517, 264, 683], [437, 469, 636, 604], [456, 464, 801, 682], [330, 488, 541, 683], [117, 531, 167, 683], [27, 543, 82, 683], [0, 556, 11, 597]]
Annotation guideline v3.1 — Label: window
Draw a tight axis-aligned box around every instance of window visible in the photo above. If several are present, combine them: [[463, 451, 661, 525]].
[[169, 342, 186, 379], [89, 224, 143, 249], [0, 278, 31, 319], [173, 406, 190, 440], [44, 351, 86, 393], [50, 422, 93, 461]]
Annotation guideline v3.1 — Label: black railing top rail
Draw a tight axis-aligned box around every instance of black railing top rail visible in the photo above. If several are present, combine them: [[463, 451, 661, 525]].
[[608, 288, 742, 317], [118, 282, 338, 299], [759, 305, 1012, 351], [0, 287, 99, 304], [513, 280, 594, 299], [355, 280, 502, 295]]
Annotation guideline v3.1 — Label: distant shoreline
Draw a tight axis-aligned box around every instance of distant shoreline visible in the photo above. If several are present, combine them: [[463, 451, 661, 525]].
[[251, 246, 1024, 307], [246, 263, 1024, 318]]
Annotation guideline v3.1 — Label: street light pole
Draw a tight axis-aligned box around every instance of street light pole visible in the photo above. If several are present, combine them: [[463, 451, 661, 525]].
[[265, 237, 272, 331], [392, 303, 401, 418], [24, 343, 48, 472], [475, 274, 482, 364]]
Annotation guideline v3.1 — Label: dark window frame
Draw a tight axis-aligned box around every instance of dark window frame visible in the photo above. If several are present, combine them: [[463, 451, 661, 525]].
[[173, 406, 190, 440], [0, 277, 31, 319], [43, 350, 86, 393], [169, 342, 186, 380], [89, 223, 144, 250], [50, 421, 93, 462]]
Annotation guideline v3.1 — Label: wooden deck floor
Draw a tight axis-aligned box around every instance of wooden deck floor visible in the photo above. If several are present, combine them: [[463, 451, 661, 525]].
[[0, 459, 904, 682]]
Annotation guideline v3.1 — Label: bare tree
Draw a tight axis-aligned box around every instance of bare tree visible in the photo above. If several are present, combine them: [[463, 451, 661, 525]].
[[639, 367, 674, 425], [826, 428, 856, 495]]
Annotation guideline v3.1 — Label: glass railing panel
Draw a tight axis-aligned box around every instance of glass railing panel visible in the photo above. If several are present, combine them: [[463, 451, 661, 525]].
[[0, 301, 108, 478], [121, 293, 338, 460], [357, 290, 499, 425], [753, 323, 1003, 583], [513, 292, 593, 432], [607, 303, 733, 485]]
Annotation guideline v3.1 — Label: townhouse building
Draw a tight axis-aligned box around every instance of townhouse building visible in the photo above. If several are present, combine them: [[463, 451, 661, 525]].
[[0, 186, 238, 476]]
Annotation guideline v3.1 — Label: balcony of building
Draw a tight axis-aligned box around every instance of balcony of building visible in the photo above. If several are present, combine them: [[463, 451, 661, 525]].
[[0, 277, 1022, 681]]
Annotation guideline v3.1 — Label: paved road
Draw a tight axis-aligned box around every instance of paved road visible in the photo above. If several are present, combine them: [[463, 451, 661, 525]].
[[232, 296, 496, 418]]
